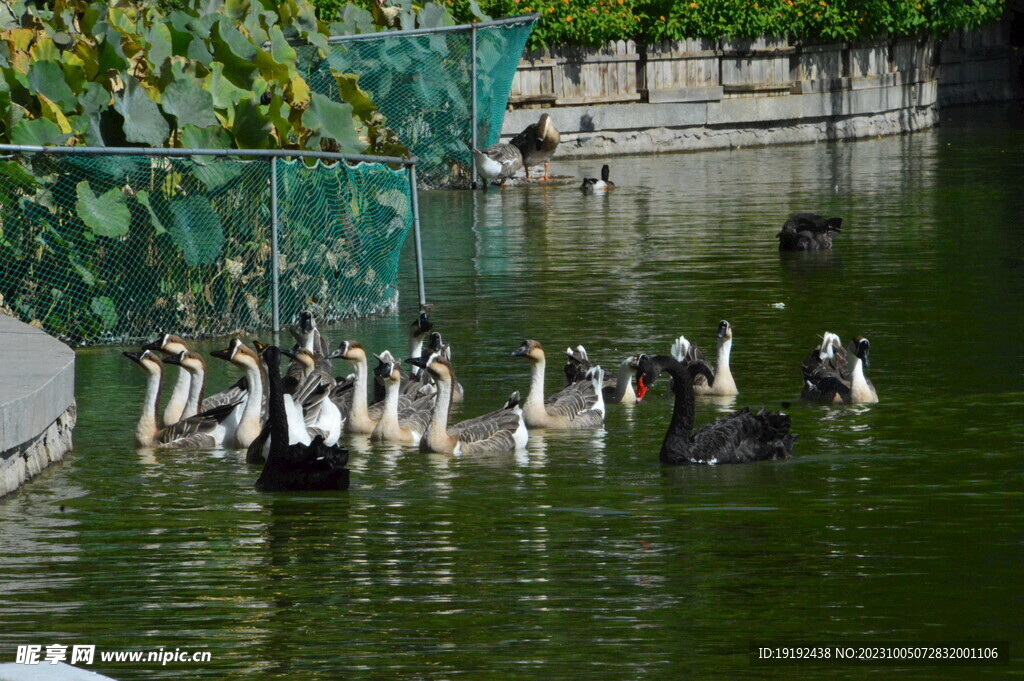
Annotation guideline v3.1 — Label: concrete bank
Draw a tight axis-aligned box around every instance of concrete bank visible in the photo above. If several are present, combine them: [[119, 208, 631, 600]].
[[500, 20, 1019, 157], [0, 313, 76, 498]]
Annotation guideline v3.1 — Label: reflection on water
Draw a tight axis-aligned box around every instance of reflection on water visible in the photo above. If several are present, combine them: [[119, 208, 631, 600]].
[[1, 105, 1022, 680]]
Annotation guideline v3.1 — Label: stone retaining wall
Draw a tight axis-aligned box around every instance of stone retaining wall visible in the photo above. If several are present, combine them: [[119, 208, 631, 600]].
[[502, 19, 1019, 157], [0, 313, 76, 498]]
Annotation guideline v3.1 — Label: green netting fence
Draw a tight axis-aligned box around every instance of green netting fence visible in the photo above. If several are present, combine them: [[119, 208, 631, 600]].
[[0, 146, 420, 345], [299, 16, 536, 189]]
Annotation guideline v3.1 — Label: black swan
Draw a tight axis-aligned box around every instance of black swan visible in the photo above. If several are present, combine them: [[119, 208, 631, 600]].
[[635, 354, 796, 465], [777, 213, 843, 251], [255, 344, 350, 492]]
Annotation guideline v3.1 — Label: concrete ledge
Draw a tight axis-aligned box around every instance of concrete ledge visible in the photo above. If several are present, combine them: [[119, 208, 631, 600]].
[[502, 79, 938, 158], [0, 313, 76, 498]]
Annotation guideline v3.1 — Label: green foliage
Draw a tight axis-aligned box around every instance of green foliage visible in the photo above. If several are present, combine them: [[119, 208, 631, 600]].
[[0, 0, 413, 341], [348, 0, 1006, 48]]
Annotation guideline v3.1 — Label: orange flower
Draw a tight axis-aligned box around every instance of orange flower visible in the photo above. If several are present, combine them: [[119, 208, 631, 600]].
[[813, 11, 819, 17], [820, 0, 826, 5], [589, 6, 597, 12], [753, 2, 758, 7], [688, 1, 697, 6], [547, 5, 554, 11], [565, 14, 573, 21], [787, 1, 793, 5], [659, 14, 665, 19]]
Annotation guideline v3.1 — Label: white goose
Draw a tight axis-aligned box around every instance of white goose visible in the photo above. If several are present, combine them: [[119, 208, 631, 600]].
[[512, 339, 605, 429], [371, 351, 434, 445], [209, 339, 269, 449], [123, 350, 240, 449], [407, 350, 527, 454]]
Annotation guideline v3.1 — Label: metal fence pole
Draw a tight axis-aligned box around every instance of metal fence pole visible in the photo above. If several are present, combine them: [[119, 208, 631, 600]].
[[408, 163, 427, 310], [270, 157, 281, 344], [470, 23, 479, 189]]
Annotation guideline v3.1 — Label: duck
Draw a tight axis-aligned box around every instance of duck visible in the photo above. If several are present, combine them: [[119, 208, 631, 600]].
[[371, 351, 434, 445], [510, 113, 560, 181], [696, 321, 738, 396], [470, 142, 523, 187], [563, 345, 637, 404], [512, 339, 605, 429], [777, 213, 843, 251], [123, 350, 241, 449], [581, 164, 614, 193], [208, 339, 270, 449], [255, 344, 350, 492], [801, 333, 878, 404], [407, 350, 527, 454], [143, 333, 247, 424], [634, 354, 796, 464]]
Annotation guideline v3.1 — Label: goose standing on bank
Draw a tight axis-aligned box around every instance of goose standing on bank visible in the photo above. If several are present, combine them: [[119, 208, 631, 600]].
[[563, 345, 637, 404], [407, 351, 527, 454], [801, 333, 878, 404], [635, 354, 796, 464], [471, 142, 523, 188], [510, 113, 560, 181], [581, 165, 615, 193], [255, 345, 350, 492], [371, 351, 434, 445], [512, 339, 606, 429], [123, 350, 240, 449], [777, 213, 843, 251]]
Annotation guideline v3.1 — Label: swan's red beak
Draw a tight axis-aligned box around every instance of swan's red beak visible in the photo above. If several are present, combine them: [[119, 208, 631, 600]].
[[636, 376, 648, 403]]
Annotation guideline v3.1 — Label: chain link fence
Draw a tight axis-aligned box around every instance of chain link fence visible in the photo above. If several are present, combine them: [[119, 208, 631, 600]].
[[300, 16, 536, 189], [0, 147, 419, 345]]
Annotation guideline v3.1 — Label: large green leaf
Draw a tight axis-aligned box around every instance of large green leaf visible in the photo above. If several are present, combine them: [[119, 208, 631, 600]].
[[76, 180, 131, 239], [332, 71, 376, 122], [230, 97, 273, 149], [10, 117, 69, 146], [181, 123, 232, 149], [135, 190, 166, 236], [209, 18, 258, 89], [303, 93, 362, 153], [78, 81, 110, 115], [146, 21, 173, 69], [27, 60, 77, 111], [90, 296, 118, 329], [162, 79, 218, 129], [204, 62, 249, 110], [166, 196, 224, 266], [114, 77, 170, 146]]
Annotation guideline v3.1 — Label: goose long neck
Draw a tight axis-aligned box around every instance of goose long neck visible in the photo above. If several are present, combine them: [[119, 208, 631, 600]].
[[183, 366, 205, 419], [717, 336, 732, 371], [239, 361, 264, 432], [613, 359, 634, 402], [525, 358, 547, 410], [163, 366, 191, 426], [379, 380, 401, 430], [409, 336, 424, 378], [137, 370, 162, 447], [425, 375, 454, 450], [850, 357, 867, 390]]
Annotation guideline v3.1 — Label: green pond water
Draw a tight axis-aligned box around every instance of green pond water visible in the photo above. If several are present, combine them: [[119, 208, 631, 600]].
[[2, 105, 1023, 680]]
